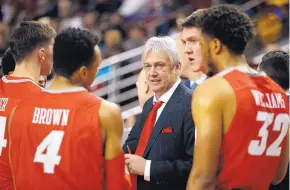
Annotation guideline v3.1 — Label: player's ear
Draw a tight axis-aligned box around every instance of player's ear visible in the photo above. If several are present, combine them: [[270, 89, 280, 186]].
[[79, 66, 89, 80], [211, 38, 222, 55], [37, 48, 46, 63], [145, 83, 150, 94]]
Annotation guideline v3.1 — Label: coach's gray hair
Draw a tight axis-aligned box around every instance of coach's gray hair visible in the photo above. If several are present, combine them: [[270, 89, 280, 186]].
[[142, 36, 180, 65]]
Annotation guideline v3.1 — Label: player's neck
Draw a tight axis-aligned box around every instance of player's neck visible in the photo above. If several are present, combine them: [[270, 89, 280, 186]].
[[11, 59, 41, 82], [49, 75, 82, 90], [217, 55, 249, 72], [188, 71, 204, 81]]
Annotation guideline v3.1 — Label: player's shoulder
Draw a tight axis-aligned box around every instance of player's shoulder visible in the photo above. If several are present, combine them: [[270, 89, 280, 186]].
[[1, 75, 39, 86], [98, 99, 122, 132], [264, 75, 286, 94], [99, 99, 121, 118], [41, 88, 99, 104], [0, 77, 41, 109], [195, 75, 234, 102], [73, 94, 121, 121], [0, 75, 41, 96]]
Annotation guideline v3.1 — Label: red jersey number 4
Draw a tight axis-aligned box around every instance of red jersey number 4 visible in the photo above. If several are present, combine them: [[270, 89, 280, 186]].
[[33, 130, 65, 174]]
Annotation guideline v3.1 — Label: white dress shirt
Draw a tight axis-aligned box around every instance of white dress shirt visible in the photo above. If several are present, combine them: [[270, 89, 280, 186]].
[[144, 78, 181, 181], [189, 74, 207, 87]]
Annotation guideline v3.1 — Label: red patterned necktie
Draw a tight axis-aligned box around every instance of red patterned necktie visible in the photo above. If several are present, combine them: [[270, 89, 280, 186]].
[[131, 101, 163, 190]]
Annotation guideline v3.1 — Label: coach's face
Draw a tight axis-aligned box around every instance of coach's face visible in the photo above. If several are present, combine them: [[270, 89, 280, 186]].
[[143, 51, 180, 99]]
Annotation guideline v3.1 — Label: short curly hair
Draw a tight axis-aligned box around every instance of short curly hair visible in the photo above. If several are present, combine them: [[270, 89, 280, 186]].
[[9, 21, 56, 62], [53, 28, 99, 78], [182, 4, 255, 55], [259, 50, 289, 90]]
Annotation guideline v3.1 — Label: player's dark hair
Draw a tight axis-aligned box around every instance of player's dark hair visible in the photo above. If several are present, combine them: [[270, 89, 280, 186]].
[[259, 50, 289, 90], [182, 4, 255, 55], [53, 28, 99, 78], [1, 48, 15, 75], [9, 21, 56, 63]]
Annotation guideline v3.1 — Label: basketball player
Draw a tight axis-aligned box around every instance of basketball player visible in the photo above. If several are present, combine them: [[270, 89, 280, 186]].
[[1, 48, 14, 75], [1, 48, 48, 87], [258, 50, 289, 190], [258, 50, 289, 93], [0, 21, 56, 190], [176, 33, 208, 90], [8, 28, 130, 190], [182, 5, 289, 190]]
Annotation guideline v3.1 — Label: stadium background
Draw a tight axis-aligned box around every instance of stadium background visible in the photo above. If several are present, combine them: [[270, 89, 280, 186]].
[[0, 0, 288, 133]]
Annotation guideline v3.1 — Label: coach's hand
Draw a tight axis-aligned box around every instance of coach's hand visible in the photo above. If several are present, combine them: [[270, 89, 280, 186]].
[[125, 154, 146, 176]]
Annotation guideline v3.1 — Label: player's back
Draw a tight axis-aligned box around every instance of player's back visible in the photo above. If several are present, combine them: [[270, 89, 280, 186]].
[[216, 68, 289, 190], [9, 87, 104, 190], [0, 76, 41, 190]]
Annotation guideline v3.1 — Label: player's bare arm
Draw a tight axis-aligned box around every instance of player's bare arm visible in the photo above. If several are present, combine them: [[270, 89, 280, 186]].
[[99, 99, 131, 190], [272, 133, 289, 184], [99, 100, 123, 160], [187, 77, 234, 190]]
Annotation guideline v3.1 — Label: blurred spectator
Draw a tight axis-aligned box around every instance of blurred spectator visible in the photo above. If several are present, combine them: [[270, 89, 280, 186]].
[[123, 24, 147, 51], [0, 23, 9, 55], [59, 3, 83, 30], [37, 17, 60, 32], [169, 13, 186, 36], [102, 29, 123, 58], [136, 69, 153, 108], [82, 9, 101, 37], [58, 0, 74, 18], [108, 13, 127, 39], [256, 11, 282, 45], [264, 43, 281, 52]]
